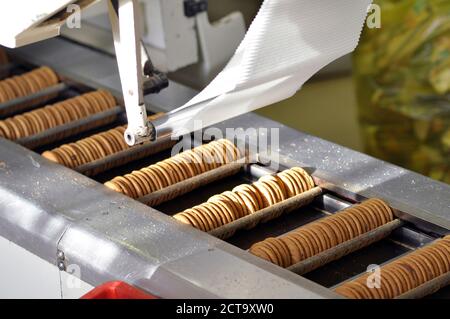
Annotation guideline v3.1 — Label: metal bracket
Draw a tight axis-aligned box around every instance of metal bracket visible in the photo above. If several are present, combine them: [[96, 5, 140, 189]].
[[184, 0, 208, 18], [57, 250, 66, 271], [142, 50, 169, 95], [108, 0, 160, 145]]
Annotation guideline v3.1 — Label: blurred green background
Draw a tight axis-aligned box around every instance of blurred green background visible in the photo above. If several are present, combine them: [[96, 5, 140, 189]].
[[209, 0, 450, 184]]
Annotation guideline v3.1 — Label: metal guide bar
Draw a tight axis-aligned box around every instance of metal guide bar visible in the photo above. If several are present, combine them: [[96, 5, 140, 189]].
[[396, 271, 450, 299], [138, 161, 247, 207], [330, 233, 450, 298], [287, 219, 404, 275], [16, 106, 122, 149], [75, 135, 177, 176], [208, 186, 323, 239], [0, 83, 68, 117]]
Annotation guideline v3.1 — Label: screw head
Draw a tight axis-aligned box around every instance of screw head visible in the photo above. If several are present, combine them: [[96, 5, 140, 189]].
[[57, 250, 65, 260], [57, 261, 66, 271]]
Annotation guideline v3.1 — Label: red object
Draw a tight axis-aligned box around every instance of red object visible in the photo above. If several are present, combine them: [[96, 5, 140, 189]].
[[81, 281, 158, 299]]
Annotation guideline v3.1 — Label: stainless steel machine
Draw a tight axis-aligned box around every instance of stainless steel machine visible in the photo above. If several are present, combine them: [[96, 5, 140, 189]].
[[0, 0, 450, 299]]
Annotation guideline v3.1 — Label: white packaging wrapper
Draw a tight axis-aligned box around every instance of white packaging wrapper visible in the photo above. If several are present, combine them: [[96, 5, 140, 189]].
[[158, 0, 372, 137]]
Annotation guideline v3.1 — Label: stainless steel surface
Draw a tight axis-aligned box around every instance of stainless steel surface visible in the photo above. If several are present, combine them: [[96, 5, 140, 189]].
[[0, 138, 336, 298]]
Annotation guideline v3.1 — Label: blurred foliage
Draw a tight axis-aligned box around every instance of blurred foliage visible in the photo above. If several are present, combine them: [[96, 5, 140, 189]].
[[354, 0, 450, 183]]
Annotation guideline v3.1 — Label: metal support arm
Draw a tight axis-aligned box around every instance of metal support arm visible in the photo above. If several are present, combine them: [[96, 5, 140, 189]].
[[107, 0, 157, 145]]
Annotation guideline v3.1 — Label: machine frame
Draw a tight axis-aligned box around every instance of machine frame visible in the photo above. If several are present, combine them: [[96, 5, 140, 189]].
[[1, 37, 449, 298]]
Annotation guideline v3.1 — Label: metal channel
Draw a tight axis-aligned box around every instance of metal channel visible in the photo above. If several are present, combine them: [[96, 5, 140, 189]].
[[209, 187, 323, 239], [287, 219, 404, 275], [0, 83, 68, 117], [16, 106, 122, 149], [138, 161, 246, 206], [396, 272, 450, 299], [75, 136, 176, 176]]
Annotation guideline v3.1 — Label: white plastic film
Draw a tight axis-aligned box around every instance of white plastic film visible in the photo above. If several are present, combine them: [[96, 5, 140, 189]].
[[159, 0, 372, 137]]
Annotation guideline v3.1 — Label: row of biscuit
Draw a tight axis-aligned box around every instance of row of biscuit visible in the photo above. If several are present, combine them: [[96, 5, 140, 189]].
[[173, 167, 315, 232], [0, 66, 60, 114], [42, 112, 165, 168], [0, 90, 116, 140], [248, 198, 394, 267], [335, 235, 450, 299], [104, 139, 241, 199]]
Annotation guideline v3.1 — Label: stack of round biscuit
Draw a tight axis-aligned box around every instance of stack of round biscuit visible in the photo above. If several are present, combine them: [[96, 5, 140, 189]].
[[248, 198, 394, 267], [173, 167, 315, 232], [0, 90, 116, 140], [335, 235, 450, 299], [0, 66, 60, 111], [42, 112, 164, 168], [104, 139, 241, 199]]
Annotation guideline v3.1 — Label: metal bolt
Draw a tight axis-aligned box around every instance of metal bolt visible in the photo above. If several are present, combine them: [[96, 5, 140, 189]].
[[57, 261, 66, 271], [57, 250, 65, 260]]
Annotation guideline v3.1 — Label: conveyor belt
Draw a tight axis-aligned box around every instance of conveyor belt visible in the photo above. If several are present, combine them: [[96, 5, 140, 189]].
[[1, 49, 449, 299]]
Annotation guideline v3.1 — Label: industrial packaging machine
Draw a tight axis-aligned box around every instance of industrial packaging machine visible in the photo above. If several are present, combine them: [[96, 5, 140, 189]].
[[1, 36, 450, 298]]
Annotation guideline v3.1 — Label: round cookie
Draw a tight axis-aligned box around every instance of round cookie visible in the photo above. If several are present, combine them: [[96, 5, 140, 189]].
[[322, 218, 346, 244], [0, 120, 12, 139], [249, 244, 276, 264], [113, 176, 136, 198], [280, 236, 304, 265], [203, 203, 224, 228], [303, 226, 327, 252], [41, 150, 64, 164], [262, 239, 284, 267], [87, 136, 108, 158], [153, 163, 174, 186], [195, 205, 218, 230], [343, 210, 363, 236], [315, 222, 338, 248], [142, 166, 164, 190], [104, 181, 124, 193], [294, 229, 319, 256], [124, 174, 144, 198], [290, 231, 314, 258], [173, 213, 194, 226]]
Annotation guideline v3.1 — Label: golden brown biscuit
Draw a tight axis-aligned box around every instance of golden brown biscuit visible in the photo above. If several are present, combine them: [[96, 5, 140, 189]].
[[203, 203, 224, 228], [291, 231, 315, 258], [301, 227, 323, 253], [206, 201, 228, 225], [279, 236, 302, 264], [7, 119, 22, 139], [249, 245, 273, 263], [262, 239, 284, 267], [41, 150, 64, 164], [57, 146, 74, 167], [142, 167, 164, 190], [125, 174, 145, 198], [316, 222, 338, 248], [114, 176, 136, 198]]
